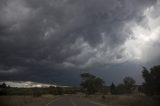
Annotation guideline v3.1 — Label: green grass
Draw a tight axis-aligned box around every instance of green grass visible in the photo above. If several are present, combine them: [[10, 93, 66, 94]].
[[86, 94, 160, 106], [0, 95, 56, 106]]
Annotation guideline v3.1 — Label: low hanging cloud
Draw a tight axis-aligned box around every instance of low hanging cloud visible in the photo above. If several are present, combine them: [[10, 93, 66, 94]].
[[0, 0, 159, 85]]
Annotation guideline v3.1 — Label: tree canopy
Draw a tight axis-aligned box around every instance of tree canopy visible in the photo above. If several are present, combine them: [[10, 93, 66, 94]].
[[110, 82, 116, 94], [123, 77, 136, 93], [110, 77, 136, 94], [142, 65, 160, 95], [80, 73, 104, 94]]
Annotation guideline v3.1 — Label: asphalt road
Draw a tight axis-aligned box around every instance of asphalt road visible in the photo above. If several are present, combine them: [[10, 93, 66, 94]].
[[45, 95, 107, 106]]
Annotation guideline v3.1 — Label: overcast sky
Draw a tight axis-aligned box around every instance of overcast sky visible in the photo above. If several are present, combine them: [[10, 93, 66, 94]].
[[0, 0, 160, 86]]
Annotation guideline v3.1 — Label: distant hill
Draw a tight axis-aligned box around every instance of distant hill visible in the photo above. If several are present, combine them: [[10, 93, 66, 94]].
[[0, 81, 57, 88]]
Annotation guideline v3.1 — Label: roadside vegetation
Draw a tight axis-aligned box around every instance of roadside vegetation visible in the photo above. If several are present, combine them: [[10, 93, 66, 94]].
[[0, 64, 160, 106], [80, 73, 104, 94], [87, 94, 159, 106], [0, 84, 77, 106], [0, 85, 77, 96], [80, 64, 160, 106], [0, 95, 55, 106]]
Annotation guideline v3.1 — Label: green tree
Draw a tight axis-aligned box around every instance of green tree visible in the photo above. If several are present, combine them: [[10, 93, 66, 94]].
[[0, 83, 7, 88], [116, 84, 126, 94], [110, 83, 117, 94], [80, 73, 104, 94], [115, 77, 136, 94], [123, 77, 136, 93], [142, 65, 160, 95]]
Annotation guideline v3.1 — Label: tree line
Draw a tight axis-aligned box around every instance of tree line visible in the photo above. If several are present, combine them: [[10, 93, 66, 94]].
[[80, 64, 160, 96], [0, 85, 77, 96], [0, 64, 160, 96]]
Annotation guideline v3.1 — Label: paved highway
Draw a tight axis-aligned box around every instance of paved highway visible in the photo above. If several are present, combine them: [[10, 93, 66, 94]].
[[45, 95, 107, 106]]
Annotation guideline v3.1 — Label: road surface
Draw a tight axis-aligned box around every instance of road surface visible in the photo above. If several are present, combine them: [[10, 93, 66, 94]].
[[45, 95, 107, 106]]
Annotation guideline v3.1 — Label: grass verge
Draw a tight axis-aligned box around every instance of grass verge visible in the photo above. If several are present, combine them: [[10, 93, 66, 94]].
[[0, 95, 56, 106], [86, 94, 160, 106]]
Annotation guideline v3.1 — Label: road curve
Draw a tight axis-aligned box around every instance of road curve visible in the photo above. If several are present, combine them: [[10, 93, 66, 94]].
[[45, 95, 107, 106]]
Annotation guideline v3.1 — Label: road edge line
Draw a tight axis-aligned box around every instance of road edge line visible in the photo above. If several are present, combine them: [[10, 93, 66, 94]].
[[70, 98, 78, 106], [88, 100, 107, 106], [44, 97, 61, 106]]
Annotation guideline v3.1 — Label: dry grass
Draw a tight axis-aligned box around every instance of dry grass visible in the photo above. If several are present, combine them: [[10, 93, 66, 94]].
[[0, 95, 56, 106], [87, 94, 159, 106]]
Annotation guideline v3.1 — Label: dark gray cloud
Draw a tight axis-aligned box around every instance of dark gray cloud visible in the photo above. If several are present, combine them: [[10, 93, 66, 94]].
[[0, 0, 159, 85]]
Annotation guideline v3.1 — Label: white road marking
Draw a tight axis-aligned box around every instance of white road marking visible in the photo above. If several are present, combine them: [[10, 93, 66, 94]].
[[88, 100, 107, 106], [70, 98, 78, 106], [44, 97, 61, 106]]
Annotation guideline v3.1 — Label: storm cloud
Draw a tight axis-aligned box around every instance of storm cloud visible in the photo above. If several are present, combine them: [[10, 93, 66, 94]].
[[0, 0, 159, 85]]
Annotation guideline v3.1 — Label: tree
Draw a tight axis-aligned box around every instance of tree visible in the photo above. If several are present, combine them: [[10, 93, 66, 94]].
[[142, 65, 160, 95], [115, 77, 136, 94], [0, 83, 7, 88], [123, 77, 136, 93], [116, 84, 126, 94], [110, 83, 116, 94], [80, 73, 104, 94]]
